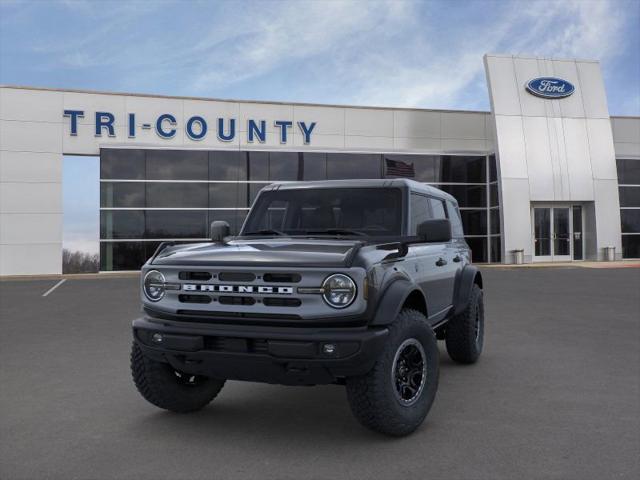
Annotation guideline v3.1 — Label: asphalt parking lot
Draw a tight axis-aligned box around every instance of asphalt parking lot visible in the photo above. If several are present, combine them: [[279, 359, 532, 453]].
[[1, 267, 638, 480]]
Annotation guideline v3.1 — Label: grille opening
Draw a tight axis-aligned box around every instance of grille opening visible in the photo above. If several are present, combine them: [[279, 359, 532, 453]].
[[179, 294, 212, 304], [219, 272, 256, 282], [219, 296, 256, 306], [175, 310, 301, 320], [263, 273, 301, 283], [263, 297, 302, 307], [179, 271, 212, 281]]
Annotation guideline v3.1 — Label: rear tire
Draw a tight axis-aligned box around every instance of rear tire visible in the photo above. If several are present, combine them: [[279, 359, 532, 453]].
[[131, 342, 225, 413], [445, 284, 484, 364], [345, 309, 439, 436]]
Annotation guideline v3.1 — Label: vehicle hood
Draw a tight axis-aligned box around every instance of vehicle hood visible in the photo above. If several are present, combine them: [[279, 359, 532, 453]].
[[150, 238, 363, 268]]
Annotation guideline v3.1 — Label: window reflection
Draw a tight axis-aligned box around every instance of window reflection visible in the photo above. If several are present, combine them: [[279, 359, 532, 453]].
[[146, 150, 208, 180], [327, 153, 381, 179], [100, 211, 145, 239], [100, 183, 144, 208], [146, 183, 208, 208], [146, 210, 208, 238], [100, 149, 145, 179]]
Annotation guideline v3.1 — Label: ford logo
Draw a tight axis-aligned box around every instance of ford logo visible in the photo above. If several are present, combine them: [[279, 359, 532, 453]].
[[526, 77, 575, 99]]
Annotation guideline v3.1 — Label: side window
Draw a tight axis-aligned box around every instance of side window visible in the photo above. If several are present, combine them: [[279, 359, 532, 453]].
[[428, 198, 447, 219], [410, 193, 429, 235], [446, 200, 465, 238]]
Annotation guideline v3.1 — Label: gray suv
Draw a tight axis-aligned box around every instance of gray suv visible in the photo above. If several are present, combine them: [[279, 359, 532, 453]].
[[131, 179, 484, 436]]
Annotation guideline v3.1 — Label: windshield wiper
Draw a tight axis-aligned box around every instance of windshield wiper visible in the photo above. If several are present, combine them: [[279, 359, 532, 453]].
[[243, 229, 286, 236], [304, 228, 367, 237]]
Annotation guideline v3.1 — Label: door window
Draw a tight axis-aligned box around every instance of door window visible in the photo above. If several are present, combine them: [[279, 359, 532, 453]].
[[410, 193, 429, 235]]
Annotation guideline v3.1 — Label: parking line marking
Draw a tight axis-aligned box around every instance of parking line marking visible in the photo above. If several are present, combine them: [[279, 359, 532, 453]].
[[42, 279, 66, 297]]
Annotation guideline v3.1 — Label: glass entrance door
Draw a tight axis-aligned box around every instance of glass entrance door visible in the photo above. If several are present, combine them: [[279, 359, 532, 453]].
[[532, 205, 583, 262]]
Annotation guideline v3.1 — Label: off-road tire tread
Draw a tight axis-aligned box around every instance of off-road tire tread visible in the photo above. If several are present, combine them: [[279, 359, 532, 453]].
[[131, 342, 225, 413], [445, 284, 483, 364]]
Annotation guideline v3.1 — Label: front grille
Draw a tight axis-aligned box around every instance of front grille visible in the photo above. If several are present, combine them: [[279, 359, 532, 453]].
[[179, 271, 212, 281], [263, 273, 301, 283], [219, 296, 256, 306], [204, 336, 268, 354], [179, 294, 212, 304], [176, 309, 301, 320], [219, 272, 256, 282], [263, 297, 302, 307]]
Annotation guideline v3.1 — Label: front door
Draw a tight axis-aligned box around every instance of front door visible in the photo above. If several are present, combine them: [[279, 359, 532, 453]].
[[533, 205, 583, 262]]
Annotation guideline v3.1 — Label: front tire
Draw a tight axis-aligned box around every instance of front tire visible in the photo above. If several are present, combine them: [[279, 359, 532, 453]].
[[445, 283, 484, 364], [345, 309, 439, 436], [131, 342, 225, 413]]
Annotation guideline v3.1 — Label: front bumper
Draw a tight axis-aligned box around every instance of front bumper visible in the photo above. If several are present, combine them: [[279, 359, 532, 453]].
[[133, 316, 388, 385]]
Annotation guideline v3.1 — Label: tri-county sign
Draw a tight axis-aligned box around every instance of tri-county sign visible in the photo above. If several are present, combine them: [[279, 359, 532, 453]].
[[525, 77, 575, 99], [63, 110, 317, 144]]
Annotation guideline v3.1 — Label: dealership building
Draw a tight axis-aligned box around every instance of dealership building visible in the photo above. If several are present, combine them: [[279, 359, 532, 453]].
[[1, 53, 639, 275]]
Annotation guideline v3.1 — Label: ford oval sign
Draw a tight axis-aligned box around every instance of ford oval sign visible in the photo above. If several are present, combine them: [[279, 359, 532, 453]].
[[526, 77, 575, 99]]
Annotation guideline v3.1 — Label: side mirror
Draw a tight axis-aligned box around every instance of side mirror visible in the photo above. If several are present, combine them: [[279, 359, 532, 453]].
[[210, 221, 230, 243], [417, 219, 452, 243]]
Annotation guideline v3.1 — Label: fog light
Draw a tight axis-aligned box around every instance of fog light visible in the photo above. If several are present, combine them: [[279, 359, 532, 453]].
[[152, 333, 163, 344], [323, 343, 336, 354]]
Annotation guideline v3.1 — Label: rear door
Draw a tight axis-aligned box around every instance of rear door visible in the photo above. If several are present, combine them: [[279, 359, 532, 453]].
[[427, 196, 458, 314]]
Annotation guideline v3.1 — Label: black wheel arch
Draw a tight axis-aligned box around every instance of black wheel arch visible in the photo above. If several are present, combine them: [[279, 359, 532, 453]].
[[370, 277, 428, 326], [452, 265, 483, 316]]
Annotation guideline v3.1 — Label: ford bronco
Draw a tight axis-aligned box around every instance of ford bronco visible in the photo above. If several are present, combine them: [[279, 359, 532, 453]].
[[131, 179, 484, 436]]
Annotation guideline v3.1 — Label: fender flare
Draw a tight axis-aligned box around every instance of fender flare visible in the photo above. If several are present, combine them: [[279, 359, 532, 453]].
[[453, 265, 482, 315], [370, 278, 426, 326]]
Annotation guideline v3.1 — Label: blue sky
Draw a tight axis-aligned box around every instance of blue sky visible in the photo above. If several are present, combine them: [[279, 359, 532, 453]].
[[1, 0, 639, 253]]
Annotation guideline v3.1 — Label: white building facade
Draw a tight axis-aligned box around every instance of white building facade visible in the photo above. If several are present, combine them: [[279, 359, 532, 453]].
[[1, 54, 639, 275]]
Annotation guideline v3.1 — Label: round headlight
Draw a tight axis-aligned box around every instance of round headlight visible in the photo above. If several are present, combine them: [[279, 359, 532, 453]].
[[322, 274, 356, 309], [143, 270, 166, 302]]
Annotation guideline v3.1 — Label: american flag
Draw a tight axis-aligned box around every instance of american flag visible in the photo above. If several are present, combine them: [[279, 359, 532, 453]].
[[385, 158, 415, 178]]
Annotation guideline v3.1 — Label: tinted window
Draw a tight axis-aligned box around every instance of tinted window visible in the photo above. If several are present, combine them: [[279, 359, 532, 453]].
[[489, 183, 499, 207], [490, 209, 501, 234], [209, 151, 247, 180], [617, 159, 640, 184], [146, 150, 208, 180], [248, 151, 269, 180], [209, 183, 248, 208], [440, 155, 485, 183], [100, 149, 145, 179], [460, 210, 487, 235], [100, 211, 145, 239], [100, 182, 145, 208], [146, 183, 208, 208], [243, 188, 402, 236], [622, 235, 640, 258], [621, 210, 640, 233], [327, 153, 381, 179], [490, 236, 501, 262], [269, 152, 299, 181], [145, 210, 208, 238], [437, 184, 486, 208], [465, 237, 488, 263], [100, 242, 146, 271], [619, 186, 640, 207], [446, 201, 464, 238], [489, 154, 497, 182], [302, 152, 327, 180], [410, 194, 430, 235]]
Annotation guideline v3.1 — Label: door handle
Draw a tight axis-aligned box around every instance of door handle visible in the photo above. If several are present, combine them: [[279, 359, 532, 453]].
[[436, 258, 447, 267], [453, 255, 462, 263]]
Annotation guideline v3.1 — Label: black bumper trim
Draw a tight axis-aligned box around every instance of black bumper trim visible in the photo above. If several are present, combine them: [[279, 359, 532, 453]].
[[133, 316, 388, 385]]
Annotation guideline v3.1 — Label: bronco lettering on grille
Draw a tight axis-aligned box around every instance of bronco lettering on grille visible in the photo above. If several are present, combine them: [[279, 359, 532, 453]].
[[182, 284, 293, 294]]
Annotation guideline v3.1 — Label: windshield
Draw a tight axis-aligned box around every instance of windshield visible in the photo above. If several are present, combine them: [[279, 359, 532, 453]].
[[241, 187, 403, 237]]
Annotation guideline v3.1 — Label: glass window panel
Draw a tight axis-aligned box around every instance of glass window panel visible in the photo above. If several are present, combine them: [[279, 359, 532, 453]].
[[437, 184, 486, 208], [460, 209, 487, 235], [490, 236, 501, 263], [446, 201, 464, 238], [302, 152, 327, 180], [490, 209, 501, 234], [327, 153, 381, 179], [621, 235, 640, 258], [100, 182, 145, 208], [618, 186, 640, 207], [439, 155, 485, 183], [100, 211, 145, 239], [489, 183, 499, 207], [146, 182, 208, 208], [465, 237, 488, 263], [249, 183, 270, 205], [145, 210, 208, 238], [410, 194, 429, 234], [617, 159, 640, 185], [100, 149, 145, 179], [489, 155, 497, 182], [621, 210, 640, 233], [428, 198, 447, 219], [248, 151, 269, 180], [534, 208, 551, 256], [209, 183, 248, 208], [146, 150, 208, 180], [269, 152, 300, 181], [209, 151, 247, 181], [100, 242, 146, 271]]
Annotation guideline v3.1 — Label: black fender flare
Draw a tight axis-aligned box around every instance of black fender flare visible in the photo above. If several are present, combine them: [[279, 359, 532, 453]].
[[370, 278, 426, 326], [453, 265, 482, 316]]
